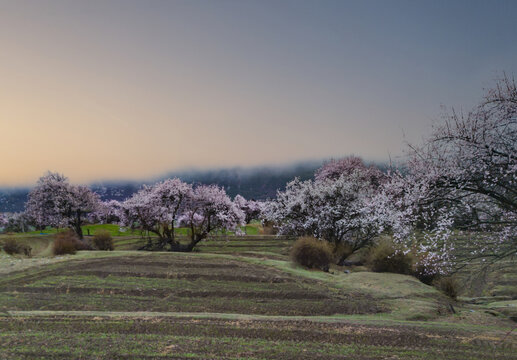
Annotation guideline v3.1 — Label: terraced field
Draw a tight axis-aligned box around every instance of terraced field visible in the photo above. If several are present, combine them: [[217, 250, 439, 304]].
[[0, 253, 379, 315], [2, 313, 516, 360], [0, 235, 516, 359], [113, 235, 295, 258]]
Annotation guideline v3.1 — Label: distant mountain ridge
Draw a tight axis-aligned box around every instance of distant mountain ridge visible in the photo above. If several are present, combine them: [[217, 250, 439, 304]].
[[0, 161, 389, 212]]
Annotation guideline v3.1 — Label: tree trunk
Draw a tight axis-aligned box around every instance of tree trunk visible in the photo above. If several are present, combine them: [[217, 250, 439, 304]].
[[74, 223, 84, 239], [73, 211, 84, 239], [168, 233, 207, 252], [166, 231, 176, 250], [169, 243, 193, 252]]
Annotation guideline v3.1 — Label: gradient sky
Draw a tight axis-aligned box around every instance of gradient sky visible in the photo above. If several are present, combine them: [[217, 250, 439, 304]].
[[1, 0, 516, 186]]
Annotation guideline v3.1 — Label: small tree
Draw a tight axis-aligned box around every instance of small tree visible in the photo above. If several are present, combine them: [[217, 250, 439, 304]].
[[178, 185, 245, 251], [25, 172, 100, 239], [0, 213, 8, 231], [233, 195, 263, 224], [120, 178, 193, 250], [2, 212, 31, 233], [93, 200, 122, 224]]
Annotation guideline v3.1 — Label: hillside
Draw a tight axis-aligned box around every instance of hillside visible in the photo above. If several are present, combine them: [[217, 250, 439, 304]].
[[0, 232, 515, 359]]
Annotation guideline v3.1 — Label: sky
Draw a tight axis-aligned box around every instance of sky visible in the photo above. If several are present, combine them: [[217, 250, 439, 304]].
[[0, 0, 516, 186]]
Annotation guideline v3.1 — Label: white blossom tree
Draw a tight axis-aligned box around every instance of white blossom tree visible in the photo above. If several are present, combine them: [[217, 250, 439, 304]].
[[364, 167, 456, 277], [366, 75, 517, 276], [405, 75, 516, 264], [266, 158, 384, 261], [0, 212, 32, 233], [25, 172, 100, 239], [0, 213, 8, 230]]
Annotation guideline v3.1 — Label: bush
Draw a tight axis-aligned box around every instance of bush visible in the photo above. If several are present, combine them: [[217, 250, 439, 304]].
[[367, 239, 413, 275], [260, 221, 277, 235], [2, 239, 32, 257], [2, 239, 21, 255], [433, 276, 459, 299], [261, 225, 277, 235], [74, 239, 93, 251], [333, 242, 354, 264], [92, 230, 114, 251], [290, 236, 332, 271], [52, 231, 90, 255], [21, 244, 32, 257]]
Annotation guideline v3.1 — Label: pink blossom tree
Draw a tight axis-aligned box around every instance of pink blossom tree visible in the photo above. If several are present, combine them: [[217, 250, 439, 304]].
[[233, 195, 264, 224], [93, 200, 123, 224], [178, 185, 245, 251], [25, 172, 101, 239], [121, 180, 244, 252], [315, 156, 385, 186], [120, 178, 193, 250]]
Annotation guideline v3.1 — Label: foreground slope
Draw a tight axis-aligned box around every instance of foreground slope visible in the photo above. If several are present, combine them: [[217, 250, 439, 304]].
[[0, 246, 516, 359]]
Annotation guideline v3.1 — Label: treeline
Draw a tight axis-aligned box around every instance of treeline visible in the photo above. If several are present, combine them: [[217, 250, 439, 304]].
[[0, 162, 388, 212]]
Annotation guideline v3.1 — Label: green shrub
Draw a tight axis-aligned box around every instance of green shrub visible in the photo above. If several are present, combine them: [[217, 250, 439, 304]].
[[2, 239, 31, 257], [367, 239, 413, 275], [433, 276, 459, 299], [92, 230, 114, 251], [291, 236, 332, 271]]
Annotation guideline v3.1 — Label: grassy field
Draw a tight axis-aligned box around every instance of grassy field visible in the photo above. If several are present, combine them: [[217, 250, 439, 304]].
[[0, 233, 515, 359], [18, 223, 262, 237]]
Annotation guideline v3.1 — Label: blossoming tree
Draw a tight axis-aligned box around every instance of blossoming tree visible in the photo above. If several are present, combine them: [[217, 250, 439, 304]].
[[0, 212, 31, 233], [265, 157, 385, 262], [94, 200, 123, 224], [25, 172, 100, 239], [120, 178, 193, 250], [402, 75, 517, 264], [121, 180, 244, 251], [364, 75, 516, 276], [178, 185, 245, 251], [233, 194, 264, 224]]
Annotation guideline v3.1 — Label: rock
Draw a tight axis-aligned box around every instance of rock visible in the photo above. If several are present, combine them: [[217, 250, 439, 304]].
[[341, 260, 363, 267], [344, 270, 350, 274]]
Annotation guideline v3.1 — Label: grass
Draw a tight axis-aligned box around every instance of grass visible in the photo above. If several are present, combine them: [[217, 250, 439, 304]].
[[17, 223, 262, 237], [6, 324, 501, 360], [0, 233, 515, 359]]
